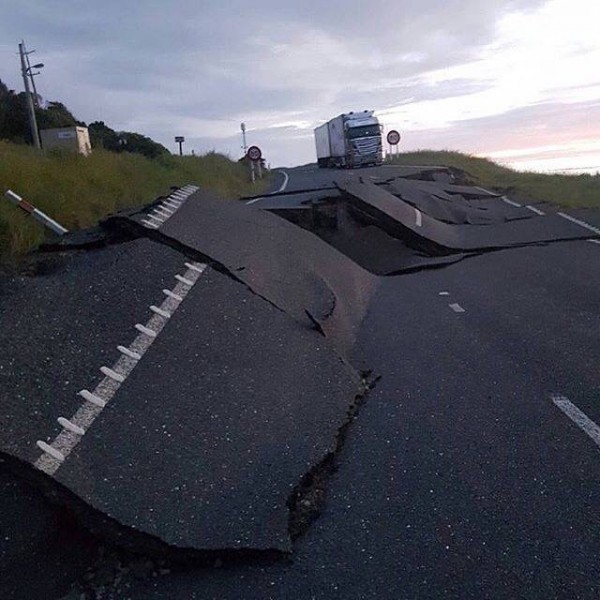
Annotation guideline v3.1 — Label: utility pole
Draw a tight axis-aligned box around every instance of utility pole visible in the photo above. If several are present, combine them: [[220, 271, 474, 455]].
[[241, 123, 247, 155], [19, 41, 41, 149]]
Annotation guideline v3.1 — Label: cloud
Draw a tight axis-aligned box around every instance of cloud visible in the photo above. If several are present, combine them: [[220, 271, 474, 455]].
[[1, 0, 590, 168], [399, 98, 600, 171]]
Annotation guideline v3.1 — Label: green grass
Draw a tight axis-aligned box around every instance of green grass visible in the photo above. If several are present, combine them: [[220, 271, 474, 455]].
[[387, 150, 600, 209], [0, 141, 267, 262]]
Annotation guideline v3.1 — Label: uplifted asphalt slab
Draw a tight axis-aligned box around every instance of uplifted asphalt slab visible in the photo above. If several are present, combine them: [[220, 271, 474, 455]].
[[109, 187, 378, 352], [384, 178, 533, 225], [0, 224, 363, 556], [0, 239, 186, 464], [338, 177, 598, 252], [45, 266, 361, 553]]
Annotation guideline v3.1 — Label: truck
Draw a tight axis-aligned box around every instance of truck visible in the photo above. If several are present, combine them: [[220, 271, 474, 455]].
[[314, 110, 383, 168]]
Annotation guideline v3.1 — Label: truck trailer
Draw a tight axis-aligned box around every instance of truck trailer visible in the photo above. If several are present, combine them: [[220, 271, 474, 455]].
[[314, 111, 383, 168]]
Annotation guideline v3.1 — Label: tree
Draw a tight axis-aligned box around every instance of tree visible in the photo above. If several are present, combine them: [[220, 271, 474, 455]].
[[88, 120, 120, 150], [0, 80, 29, 142], [0, 78, 170, 158], [35, 101, 83, 130], [88, 121, 169, 158]]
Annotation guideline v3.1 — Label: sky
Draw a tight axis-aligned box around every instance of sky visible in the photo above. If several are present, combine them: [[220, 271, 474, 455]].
[[1, 0, 599, 171]]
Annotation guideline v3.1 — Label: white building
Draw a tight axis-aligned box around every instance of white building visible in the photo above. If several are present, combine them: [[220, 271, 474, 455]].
[[40, 126, 92, 156]]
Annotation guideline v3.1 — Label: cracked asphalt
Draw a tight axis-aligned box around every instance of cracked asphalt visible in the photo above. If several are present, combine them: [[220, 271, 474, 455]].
[[0, 164, 599, 599]]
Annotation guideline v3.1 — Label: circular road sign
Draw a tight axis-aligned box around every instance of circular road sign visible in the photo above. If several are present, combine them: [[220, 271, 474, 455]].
[[247, 145, 262, 161], [387, 130, 401, 146]]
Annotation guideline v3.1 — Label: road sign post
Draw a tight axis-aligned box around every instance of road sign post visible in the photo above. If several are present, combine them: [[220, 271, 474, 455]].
[[386, 130, 401, 158], [175, 136, 185, 156], [246, 146, 262, 183]]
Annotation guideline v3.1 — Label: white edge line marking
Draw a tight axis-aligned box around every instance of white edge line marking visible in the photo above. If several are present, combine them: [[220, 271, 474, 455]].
[[557, 212, 600, 235], [57, 417, 85, 436], [185, 262, 205, 273], [163, 289, 183, 301], [501, 196, 522, 208], [100, 366, 125, 383], [79, 390, 106, 408], [36, 441, 65, 461], [34, 260, 207, 475], [526, 205, 545, 216], [449, 303, 465, 313], [135, 323, 157, 337], [151, 210, 171, 218], [141, 220, 159, 229], [150, 305, 171, 318], [552, 395, 600, 448], [117, 345, 141, 360], [175, 274, 194, 286], [276, 170, 289, 193], [414, 208, 423, 227], [246, 169, 289, 205]]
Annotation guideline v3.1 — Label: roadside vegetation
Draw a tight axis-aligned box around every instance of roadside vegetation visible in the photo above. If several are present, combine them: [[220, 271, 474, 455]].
[[0, 141, 265, 263], [387, 150, 600, 209]]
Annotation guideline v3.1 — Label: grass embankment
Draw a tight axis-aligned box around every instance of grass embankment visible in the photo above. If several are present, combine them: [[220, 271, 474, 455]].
[[0, 141, 266, 262], [387, 150, 600, 209]]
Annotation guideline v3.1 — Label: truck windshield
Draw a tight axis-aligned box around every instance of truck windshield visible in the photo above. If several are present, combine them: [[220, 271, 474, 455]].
[[347, 125, 381, 139]]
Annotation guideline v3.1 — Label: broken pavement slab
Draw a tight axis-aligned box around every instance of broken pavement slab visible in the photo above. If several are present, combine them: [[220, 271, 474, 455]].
[[37, 267, 362, 553], [337, 177, 597, 253], [0, 239, 187, 463], [383, 178, 534, 225], [107, 187, 378, 353], [0, 216, 365, 556]]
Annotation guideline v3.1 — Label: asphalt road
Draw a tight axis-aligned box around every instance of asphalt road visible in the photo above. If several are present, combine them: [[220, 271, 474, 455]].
[[0, 163, 598, 599]]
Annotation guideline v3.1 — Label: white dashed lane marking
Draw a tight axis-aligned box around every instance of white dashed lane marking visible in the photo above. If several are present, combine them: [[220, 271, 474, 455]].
[[525, 205, 545, 216], [557, 211, 600, 236], [552, 395, 600, 448], [449, 303, 466, 313], [501, 196, 522, 208], [588, 239, 600, 245], [415, 208, 423, 227], [34, 261, 207, 476], [437, 292, 465, 313]]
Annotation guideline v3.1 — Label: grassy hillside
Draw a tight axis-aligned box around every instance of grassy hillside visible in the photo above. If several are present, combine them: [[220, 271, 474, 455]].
[[0, 141, 264, 261], [387, 150, 600, 209]]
